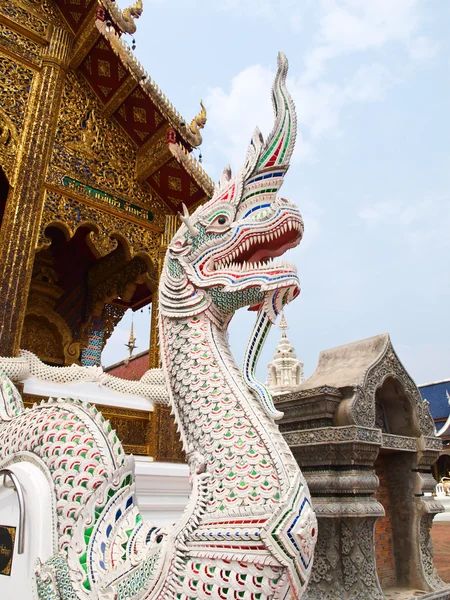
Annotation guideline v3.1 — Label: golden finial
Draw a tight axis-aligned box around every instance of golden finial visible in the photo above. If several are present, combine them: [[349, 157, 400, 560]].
[[188, 100, 207, 142], [124, 316, 137, 363], [279, 312, 288, 337]]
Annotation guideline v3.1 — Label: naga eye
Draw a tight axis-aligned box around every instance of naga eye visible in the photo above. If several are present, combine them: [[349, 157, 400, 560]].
[[218, 216, 227, 225]]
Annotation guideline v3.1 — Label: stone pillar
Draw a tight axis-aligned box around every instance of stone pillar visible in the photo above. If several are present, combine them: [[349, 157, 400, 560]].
[[281, 424, 385, 600], [0, 27, 72, 357], [413, 436, 448, 592]]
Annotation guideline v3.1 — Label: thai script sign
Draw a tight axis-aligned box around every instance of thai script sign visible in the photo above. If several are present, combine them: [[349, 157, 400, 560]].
[[62, 176, 154, 222]]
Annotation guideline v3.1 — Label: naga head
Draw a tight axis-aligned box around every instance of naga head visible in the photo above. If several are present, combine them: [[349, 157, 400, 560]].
[[160, 53, 303, 327]]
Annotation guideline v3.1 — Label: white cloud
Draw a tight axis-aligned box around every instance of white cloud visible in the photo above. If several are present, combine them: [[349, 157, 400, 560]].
[[303, 0, 435, 82], [204, 61, 394, 171], [358, 195, 450, 249], [203, 2, 435, 174], [206, 0, 306, 31], [345, 64, 393, 102]]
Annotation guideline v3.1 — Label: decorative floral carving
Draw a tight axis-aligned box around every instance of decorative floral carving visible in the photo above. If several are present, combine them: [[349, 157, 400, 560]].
[[283, 425, 382, 447], [0, 55, 34, 133], [0, 0, 50, 39], [382, 433, 417, 451], [0, 24, 42, 65], [4, 0, 63, 28], [419, 514, 447, 591], [153, 404, 185, 462], [305, 518, 383, 600], [47, 71, 167, 228], [39, 190, 161, 260], [0, 106, 19, 181], [352, 342, 435, 436]]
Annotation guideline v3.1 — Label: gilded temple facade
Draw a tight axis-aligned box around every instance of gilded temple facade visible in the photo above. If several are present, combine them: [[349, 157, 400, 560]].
[[0, 0, 213, 370]]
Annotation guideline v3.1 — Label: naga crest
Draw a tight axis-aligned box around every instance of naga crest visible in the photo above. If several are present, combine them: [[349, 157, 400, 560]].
[[160, 53, 303, 328]]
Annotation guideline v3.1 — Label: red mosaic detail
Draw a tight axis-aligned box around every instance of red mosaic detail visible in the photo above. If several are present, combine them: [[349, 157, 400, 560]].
[[113, 88, 165, 145], [57, 0, 95, 33], [266, 136, 285, 168], [149, 158, 206, 212], [80, 37, 128, 103]]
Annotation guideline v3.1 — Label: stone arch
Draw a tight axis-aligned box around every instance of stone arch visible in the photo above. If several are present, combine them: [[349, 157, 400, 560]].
[[375, 376, 421, 437], [21, 308, 80, 366], [26, 224, 158, 366]]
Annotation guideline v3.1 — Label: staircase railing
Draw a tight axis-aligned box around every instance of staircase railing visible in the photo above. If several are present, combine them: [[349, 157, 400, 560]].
[[0, 469, 25, 554]]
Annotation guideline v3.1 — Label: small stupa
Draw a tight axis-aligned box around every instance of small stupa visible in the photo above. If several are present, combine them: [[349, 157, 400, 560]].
[[124, 317, 138, 365], [266, 312, 304, 395]]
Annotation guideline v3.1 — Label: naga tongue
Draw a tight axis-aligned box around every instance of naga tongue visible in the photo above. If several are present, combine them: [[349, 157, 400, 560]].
[[242, 308, 284, 421]]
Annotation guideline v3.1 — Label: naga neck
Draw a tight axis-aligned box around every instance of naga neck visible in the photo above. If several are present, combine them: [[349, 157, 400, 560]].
[[159, 300, 298, 518]]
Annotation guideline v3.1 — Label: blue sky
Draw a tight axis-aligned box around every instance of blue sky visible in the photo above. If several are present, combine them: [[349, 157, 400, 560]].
[[102, 0, 450, 386]]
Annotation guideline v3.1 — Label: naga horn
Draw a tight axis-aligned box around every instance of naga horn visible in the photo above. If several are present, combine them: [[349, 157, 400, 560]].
[[178, 203, 199, 238]]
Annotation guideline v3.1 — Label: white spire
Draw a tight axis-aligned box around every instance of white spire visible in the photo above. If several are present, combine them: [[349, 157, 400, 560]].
[[266, 312, 304, 395]]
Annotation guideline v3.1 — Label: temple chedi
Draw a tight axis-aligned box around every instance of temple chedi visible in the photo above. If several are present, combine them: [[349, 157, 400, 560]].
[[266, 313, 304, 395]]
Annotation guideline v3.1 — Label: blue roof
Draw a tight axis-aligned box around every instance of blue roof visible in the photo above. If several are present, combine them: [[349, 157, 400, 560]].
[[418, 380, 450, 420]]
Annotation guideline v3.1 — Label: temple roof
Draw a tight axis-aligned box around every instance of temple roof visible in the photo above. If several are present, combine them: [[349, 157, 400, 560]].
[[105, 348, 150, 380], [299, 333, 391, 391], [418, 379, 450, 421], [54, 0, 214, 211]]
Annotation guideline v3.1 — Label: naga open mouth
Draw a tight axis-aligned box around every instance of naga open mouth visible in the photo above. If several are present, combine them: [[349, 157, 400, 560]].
[[213, 213, 303, 273]]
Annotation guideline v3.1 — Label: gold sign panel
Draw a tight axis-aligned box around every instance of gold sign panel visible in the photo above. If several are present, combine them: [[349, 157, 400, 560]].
[[0, 525, 16, 576]]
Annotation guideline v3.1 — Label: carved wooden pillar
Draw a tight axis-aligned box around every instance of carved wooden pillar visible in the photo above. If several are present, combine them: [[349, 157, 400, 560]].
[[148, 248, 164, 370], [0, 27, 72, 357], [148, 214, 178, 369]]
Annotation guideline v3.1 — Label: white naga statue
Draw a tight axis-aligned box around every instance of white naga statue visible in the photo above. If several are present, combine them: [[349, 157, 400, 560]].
[[0, 53, 317, 600]]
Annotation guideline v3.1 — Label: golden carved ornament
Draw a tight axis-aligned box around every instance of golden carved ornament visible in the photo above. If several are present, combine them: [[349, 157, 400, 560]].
[[187, 100, 207, 145], [48, 71, 167, 227], [0, 24, 71, 358], [39, 189, 161, 264], [89, 254, 153, 316], [135, 124, 171, 183], [0, 0, 52, 43], [102, 303, 127, 346], [168, 141, 214, 198], [102, 76, 137, 119], [21, 307, 81, 365], [0, 107, 19, 181], [0, 54, 34, 136], [0, 23, 42, 67], [21, 0, 66, 28], [65, 109, 100, 160], [69, 2, 101, 69], [152, 404, 185, 462]]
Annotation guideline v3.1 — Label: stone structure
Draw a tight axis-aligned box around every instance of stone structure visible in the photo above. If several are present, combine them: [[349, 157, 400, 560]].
[[266, 312, 304, 395], [274, 333, 449, 600]]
